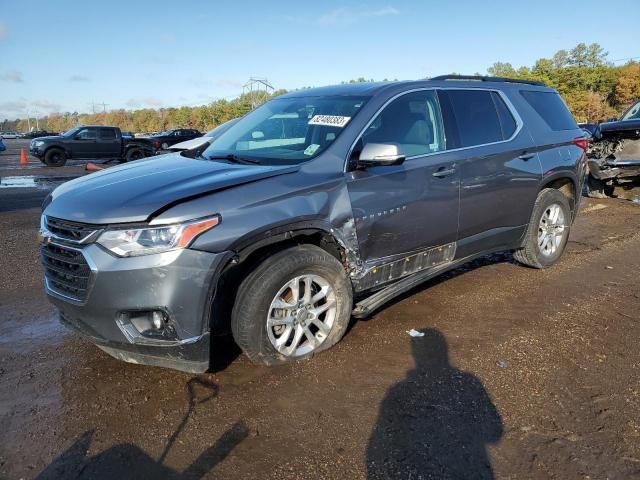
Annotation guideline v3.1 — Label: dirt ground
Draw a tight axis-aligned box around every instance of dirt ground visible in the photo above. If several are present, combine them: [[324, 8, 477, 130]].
[[1, 139, 639, 479]]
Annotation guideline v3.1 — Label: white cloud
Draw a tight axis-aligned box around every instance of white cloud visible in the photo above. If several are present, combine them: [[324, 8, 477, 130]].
[[160, 33, 176, 44], [0, 20, 8, 41], [1, 70, 24, 83], [0, 101, 27, 117], [317, 6, 399, 26], [126, 97, 163, 108], [69, 75, 90, 82], [31, 99, 63, 112], [214, 78, 244, 90]]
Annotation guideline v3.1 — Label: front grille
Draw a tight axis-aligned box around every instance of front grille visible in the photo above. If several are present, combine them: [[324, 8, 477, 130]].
[[41, 243, 91, 302], [46, 216, 101, 243]]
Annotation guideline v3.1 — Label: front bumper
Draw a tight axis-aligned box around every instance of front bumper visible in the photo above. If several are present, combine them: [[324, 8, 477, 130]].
[[29, 144, 44, 158], [588, 158, 640, 181], [44, 242, 230, 373]]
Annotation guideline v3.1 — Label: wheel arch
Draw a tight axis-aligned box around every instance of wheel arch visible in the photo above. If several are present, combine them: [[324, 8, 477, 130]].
[[539, 173, 579, 220], [43, 144, 71, 159], [207, 223, 354, 334]]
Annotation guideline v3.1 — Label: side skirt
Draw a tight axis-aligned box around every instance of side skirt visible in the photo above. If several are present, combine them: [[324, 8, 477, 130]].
[[352, 248, 508, 318]]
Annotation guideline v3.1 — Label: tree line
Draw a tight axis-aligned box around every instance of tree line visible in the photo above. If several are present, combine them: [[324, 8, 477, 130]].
[[2, 43, 639, 134]]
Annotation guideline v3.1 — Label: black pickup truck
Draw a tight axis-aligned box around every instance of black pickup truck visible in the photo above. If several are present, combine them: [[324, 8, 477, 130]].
[[29, 126, 155, 166]]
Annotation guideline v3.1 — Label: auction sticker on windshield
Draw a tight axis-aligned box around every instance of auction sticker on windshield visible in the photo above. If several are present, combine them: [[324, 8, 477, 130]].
[[308, 115, 351, 127]]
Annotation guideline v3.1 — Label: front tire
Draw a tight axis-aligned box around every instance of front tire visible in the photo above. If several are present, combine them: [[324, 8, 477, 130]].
[[43, 148, 67, 167], [514, 188, 571, 269], [231, 245, 353, 366]]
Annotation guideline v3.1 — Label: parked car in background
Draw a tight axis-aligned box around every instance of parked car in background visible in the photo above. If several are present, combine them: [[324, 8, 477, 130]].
[[151, 128, 202, 150], [29, 125, 155, 166], [39, 76, 587, 373], [580, 98, 640, 197], [24, 130, 54, 139], [1, 131, 20, 139], [0, 137, 6, 152], [169, 118, 240, 152]]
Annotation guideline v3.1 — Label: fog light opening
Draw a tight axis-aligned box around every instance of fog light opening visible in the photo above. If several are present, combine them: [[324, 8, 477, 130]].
[[117, 309, 178, 344]]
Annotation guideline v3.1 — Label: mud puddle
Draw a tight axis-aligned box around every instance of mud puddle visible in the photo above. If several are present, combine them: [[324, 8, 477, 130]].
[[0, 175, 77, 189], [0, 311, 67, 350]]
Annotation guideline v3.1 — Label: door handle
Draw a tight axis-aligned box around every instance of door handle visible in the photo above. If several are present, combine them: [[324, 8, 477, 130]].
[[432, 167, 456, 178], [518, 153, 535, 161]]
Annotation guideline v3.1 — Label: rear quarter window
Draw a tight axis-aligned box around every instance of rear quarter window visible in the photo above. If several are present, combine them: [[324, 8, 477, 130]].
[[520, 90, 577, 131]]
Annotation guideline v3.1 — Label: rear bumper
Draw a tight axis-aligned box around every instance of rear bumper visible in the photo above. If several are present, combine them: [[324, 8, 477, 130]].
[[45, 243, 231, 373]]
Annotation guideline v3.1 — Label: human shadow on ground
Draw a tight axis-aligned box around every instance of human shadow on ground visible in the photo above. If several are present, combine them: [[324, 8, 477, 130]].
[[366, 328, 503, 479], [36, 377, 248, 479]]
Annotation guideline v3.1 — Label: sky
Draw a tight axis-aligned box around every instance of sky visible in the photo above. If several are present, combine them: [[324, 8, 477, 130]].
[[1, 0, 639, 120]]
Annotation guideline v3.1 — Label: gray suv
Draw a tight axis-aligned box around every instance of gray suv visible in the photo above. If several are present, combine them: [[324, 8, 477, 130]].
[[40, 76, 587, 372]]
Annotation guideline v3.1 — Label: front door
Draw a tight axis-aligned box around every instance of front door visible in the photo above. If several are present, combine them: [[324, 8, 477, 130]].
[[347, 89, 460, 265], [70, 127, 98, 159]]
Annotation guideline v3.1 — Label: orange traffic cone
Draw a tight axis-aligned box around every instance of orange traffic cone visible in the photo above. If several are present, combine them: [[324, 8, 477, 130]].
[[20, 147, 28, 165], [85, 162, 105, 172]]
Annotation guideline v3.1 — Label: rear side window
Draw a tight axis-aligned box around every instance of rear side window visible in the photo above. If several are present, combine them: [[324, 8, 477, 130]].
[[520, 91, 577, 131], [440, 90, 512, 148], [99, 128, 116, 140]]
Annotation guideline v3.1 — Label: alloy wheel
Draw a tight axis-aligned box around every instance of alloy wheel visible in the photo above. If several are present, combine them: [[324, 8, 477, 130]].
[[537, 203, 566, 257], [266, 274, 337, 357]]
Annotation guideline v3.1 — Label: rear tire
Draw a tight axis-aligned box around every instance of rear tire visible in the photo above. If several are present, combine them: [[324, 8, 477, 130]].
[[586, 175, 614, 198], [161, 142, 169, 150], [514, 188, 571, 269], [125, 149, 145, 162], [231, 245, 353, 366], [43, 148, 67, 167]]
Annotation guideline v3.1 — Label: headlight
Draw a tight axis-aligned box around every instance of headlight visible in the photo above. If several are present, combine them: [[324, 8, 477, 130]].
[[97, 216, 220, 257], [33, 140, 44, 147]]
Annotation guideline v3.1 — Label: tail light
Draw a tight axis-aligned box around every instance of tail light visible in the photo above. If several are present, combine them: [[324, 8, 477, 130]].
[[573, 137, 589, 152], [153, 140, 160, 149]]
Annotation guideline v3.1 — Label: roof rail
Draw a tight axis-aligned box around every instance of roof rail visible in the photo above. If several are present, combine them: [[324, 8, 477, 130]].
[[429, 75, 546, 87]]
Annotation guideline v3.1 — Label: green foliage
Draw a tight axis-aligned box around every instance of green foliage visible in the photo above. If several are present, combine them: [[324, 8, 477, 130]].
[[485, 43, 637, 122]]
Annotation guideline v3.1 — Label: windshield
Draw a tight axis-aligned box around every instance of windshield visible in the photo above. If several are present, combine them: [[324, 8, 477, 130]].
[[204, 118, 240, 138], [621, 100, 640, 121], [203, 95, 368, 164]]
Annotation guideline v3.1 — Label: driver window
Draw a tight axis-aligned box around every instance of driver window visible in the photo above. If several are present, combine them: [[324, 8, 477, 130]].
[[76, 128, 97, 140], [359, 90, 445, 158], [622, 101, 640, 121]]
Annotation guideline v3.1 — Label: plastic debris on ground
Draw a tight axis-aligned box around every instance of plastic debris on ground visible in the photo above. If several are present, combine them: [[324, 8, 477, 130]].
[[406, 329, 425, 337]]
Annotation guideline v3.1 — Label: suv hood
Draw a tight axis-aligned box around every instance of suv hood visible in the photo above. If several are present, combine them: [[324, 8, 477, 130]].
[[33, 135, 63, 142], [45, 153, 299, 224]]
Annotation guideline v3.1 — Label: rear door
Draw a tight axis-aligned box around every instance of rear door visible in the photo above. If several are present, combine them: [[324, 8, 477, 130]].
[[97, 128, 120, 158], [347, 89, 460, 264], [437, 89, 542, 257]]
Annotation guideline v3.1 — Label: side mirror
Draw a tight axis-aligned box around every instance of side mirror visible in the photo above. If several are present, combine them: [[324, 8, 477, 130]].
[[358, 143, 405, 167], [251, 131, 264, 140]]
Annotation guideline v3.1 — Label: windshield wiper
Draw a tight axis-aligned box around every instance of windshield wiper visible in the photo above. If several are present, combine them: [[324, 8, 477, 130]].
[[207, 153, 261, 164]]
